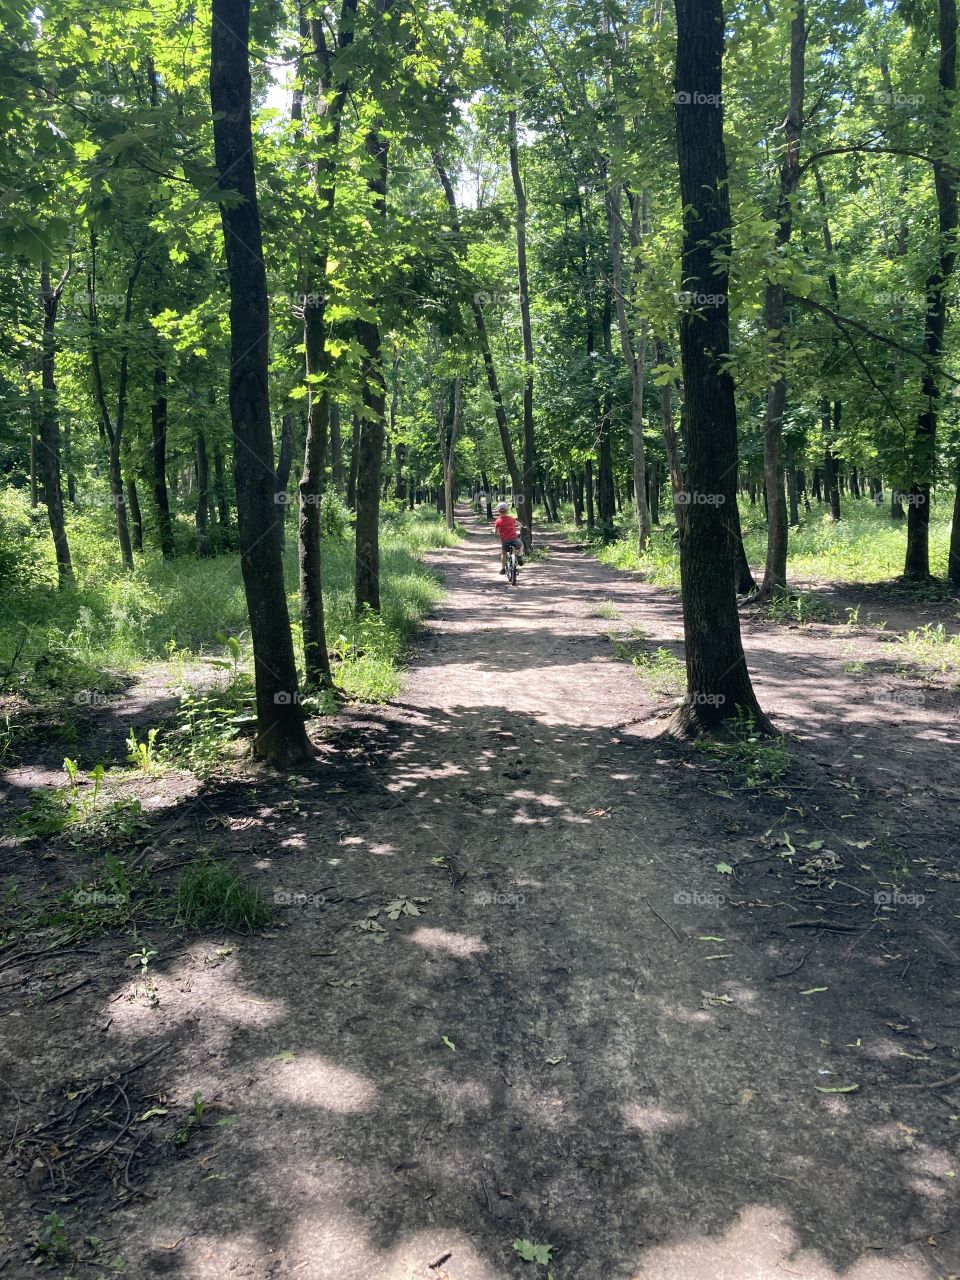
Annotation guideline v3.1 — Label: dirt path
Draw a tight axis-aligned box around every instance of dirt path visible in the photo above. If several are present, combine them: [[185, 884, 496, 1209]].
[[3, 507, 960, 1280]]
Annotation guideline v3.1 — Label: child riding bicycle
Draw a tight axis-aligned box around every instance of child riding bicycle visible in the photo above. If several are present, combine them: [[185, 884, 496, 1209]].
[[493, 501, 523, 575]]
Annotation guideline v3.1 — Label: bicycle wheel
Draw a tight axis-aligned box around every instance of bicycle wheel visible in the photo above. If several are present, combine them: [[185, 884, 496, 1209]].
[[507, 552, 518, 586]]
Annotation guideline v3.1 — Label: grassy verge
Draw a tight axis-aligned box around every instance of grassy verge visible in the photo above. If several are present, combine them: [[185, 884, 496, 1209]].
[[0, 489, 460, 706], [540, 495, 955, 590]]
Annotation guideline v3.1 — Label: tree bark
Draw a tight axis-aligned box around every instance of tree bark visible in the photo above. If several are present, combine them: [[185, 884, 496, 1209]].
[[912, 0, 958, 580], [150, 363, 175, 559], [506, 40, 536, 552], [127, 478, 144, 552], [38, 261, 73, 585], [330, 401, 344, 490], [759, 1, 805, 596], [210, 0, 312, 764], [354, 125, 389, 614], [671, 0, 770, 734]]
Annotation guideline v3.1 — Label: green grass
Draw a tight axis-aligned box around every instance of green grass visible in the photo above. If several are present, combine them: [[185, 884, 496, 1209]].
[[543, 494, 954, 590], [0, 489, 459, 707], [608, 626, 686, 695], [175, 858, 271, 933]]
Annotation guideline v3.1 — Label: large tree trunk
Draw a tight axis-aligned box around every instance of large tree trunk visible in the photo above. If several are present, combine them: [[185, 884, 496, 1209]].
[[210, 0, 312, 764], [150, 363, 175, 559], [38, 262, 73, 585], [759, 1, 805, 596], [671, 0, 770, 735], [909, 0, 958, 579]]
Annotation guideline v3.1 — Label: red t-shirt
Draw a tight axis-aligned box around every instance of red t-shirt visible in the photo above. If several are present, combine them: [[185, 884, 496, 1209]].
[[494, 514, 519, 542]]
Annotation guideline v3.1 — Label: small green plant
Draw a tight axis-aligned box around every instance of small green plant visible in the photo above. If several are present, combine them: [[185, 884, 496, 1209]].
[[513, 1238, 554, 1266], [211, 631, 244, 674], [697, 711, 789, 789], [590, 601, 619, 620], [126, 726, 162, 773], [30, 1212, 70, 1266], [765, 591, 836, 626], [174, 1091, 207, 1147], [176, 858, 271, 932], [877, 834, 910, 885]]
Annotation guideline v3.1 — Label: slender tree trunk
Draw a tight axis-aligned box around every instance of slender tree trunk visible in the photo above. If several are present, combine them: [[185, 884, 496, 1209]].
[[571, 471, 583, 527], [213, 445, 230, 536], [151, 363, 174, 559], [608, 183, 650, 549], [127, 478, 144, 552], [210, 0, 311, 763], [908, 0, 957, 580], [354, 126, 389, 614], [655, 338, 687, 538], [276, 411, 295, 547], [597, 295, 616, 532], [434, 158, 523, 504], [506, 91, 536, 552], [584, 458, 595, 528], [671, 0, 770, 734], [29, 429, 38, 508], [195, 430, 210, 556], [787, 468, 800, 527], [347, 415, 360, 510], [760, 1, 805, 596], [330, 402, 344, 490], [38, 262, 73, 585]]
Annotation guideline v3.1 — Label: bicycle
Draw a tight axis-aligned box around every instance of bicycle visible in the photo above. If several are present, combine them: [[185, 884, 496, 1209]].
[[504, 542, 520, 586]]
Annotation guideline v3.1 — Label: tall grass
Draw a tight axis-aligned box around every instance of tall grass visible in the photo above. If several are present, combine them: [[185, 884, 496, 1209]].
[[544, 494, 954, 589], [0, 487, 460, 704]]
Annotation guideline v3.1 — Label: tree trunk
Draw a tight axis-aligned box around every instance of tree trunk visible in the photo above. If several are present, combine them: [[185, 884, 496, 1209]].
[[760, 1, 805, 596], [507, 89, 536, 553], [276, 411, 295, 547], [434, 158, 523, 507], [571, 470, 583, 527], [330, 401, 344, 490], [787, 468, 800, 527], [127, 478, 144, 552], [671, 0, 770, 734], [608, 183, 650, 550], [151, 363, 175, 559], [213, 445, 230, 535], [597, 295, 616, 533], [210, 0, 311, 764], [347, 415, 360, 510], [584, 458, 595, 528], [906, 0, 958, 580], [38, 262, 73, 585], [30, 429, 38, 508], [195, 430, 210, 556], [354, 125, 389, 614]]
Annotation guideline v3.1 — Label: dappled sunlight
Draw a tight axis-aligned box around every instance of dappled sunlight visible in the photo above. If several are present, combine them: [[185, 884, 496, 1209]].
[[266, 1053, 380, 1112], [405, 925, 489, 957], [628, 1206, 943, 1280], [106, 944, 287, 1042], [621, 1102, 687, 1133]]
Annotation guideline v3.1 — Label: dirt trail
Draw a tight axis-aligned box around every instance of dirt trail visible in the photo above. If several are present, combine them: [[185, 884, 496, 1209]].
[[4, 507, 960, 1280]]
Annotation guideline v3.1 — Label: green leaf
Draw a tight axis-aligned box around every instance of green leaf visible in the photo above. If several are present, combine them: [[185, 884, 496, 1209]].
[[441, 1035, 456, 1052], [815, 1083, 859, 1093], [800, 987, 828, 996], [512, 1239, 553, 1265], [715, 862, 733, 875]]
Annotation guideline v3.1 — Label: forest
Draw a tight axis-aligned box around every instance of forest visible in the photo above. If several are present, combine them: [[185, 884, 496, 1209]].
[[1, 0, 960, 1276]]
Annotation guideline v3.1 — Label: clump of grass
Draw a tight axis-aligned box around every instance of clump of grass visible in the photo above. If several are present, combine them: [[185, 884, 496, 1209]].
[[609, 627, 686, 695], [590, 601, 620, 620], [763, 591, 838, 626], [176, 859, 271, 933], [697, 713, 790, 789], [898, 621, 960, 678]]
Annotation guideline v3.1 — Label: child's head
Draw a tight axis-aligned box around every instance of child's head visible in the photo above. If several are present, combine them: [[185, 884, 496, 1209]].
[[497, 502, 509, 513]]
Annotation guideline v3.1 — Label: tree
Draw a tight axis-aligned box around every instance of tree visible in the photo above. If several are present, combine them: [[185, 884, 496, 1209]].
[[210, 0, 312, 765], [671, 0, 771, 736]]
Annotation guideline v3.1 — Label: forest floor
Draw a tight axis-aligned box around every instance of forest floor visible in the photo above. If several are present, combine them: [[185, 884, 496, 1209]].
[[3, 505, 960, 1280]]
